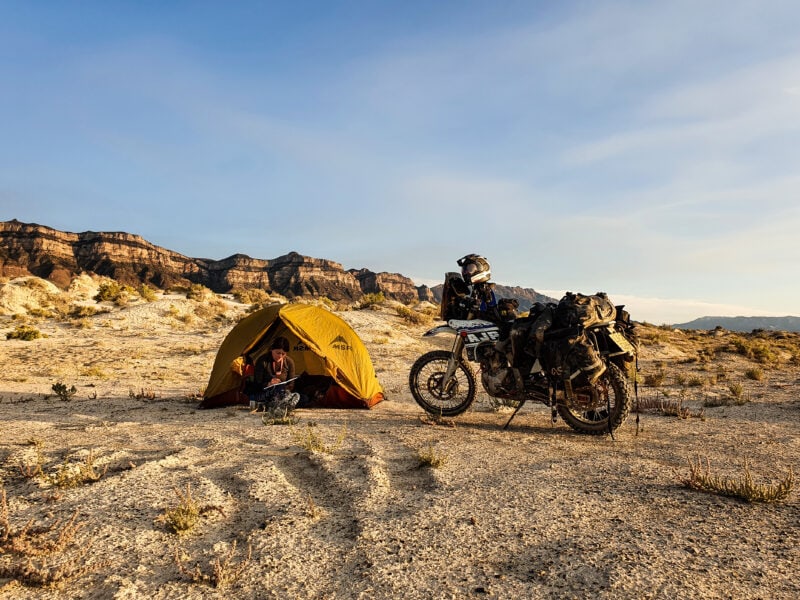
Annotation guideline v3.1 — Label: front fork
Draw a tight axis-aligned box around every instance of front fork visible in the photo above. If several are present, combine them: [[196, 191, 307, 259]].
[[443, 335, 466, 390]]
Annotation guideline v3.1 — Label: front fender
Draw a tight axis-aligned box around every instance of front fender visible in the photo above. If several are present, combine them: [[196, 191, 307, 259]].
[[423, 324, 457, 337]]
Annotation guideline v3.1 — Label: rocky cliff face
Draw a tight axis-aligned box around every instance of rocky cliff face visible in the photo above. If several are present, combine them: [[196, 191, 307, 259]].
[[349, 269, 420, 304], [0, 220, 426, 302]]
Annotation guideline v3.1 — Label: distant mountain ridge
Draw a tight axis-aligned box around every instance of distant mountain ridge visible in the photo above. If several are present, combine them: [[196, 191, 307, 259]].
[[674, 316, 800, 333], [0, 219, 554, 308], [429, 282, 556, 313]]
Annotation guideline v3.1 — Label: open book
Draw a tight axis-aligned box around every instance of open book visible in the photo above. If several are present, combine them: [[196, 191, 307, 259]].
[[263, 376, 299, 391]]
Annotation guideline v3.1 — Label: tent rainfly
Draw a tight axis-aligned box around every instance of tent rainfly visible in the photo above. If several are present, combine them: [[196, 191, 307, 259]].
[[201, 303, 384, 409]]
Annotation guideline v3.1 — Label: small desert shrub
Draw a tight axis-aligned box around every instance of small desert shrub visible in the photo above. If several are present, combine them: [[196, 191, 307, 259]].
[[193, 296, 229, 321], [396, 305, 430, 325], [703, 395, 730, 408], [680, 457, 794, 503], [94, 281, 132, 304], [18, 439, 45, 480], [51, 382, 77, 401], [643, 371, 665, 387], [175, 540, 252, 588], [69, 305, 103, 318], [47, 450, 108, 489], [317, 296, 335, 309], [636, 394, 703, 419], [744, 367, 763, 381], [687, 375, 705, 387], [698, 347, 717, 362], [232, 287, 271, 305], [79, 366, 107, 379], [20, 278, 50, 291], [177, 313, 196, 325], [186, 283, 212, 301], [129, 388, 157, 400], [0, 489, 109, 587], [162, 485, 201, 535], [673, 373, 687, 387], [6, 324, 43, 340], [138, 284, 158, 302], [729, 336, 778, 365], [705, 384, 749, 407], [640, 330, 669, 345], [71, 318, 93, 329], [290, 422, 347, 454], [359, 292, 385, 309], [417, 445, 447, 468]]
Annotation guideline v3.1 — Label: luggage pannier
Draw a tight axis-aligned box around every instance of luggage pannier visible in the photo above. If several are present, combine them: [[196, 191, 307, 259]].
[[440, 272, 471, 321], [555, 292, 617, 329]]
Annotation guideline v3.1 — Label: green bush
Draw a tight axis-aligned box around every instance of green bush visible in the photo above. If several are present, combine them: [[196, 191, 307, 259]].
[[94, 281, 123, 302], [396, 305, 430, 325], [643, 371, 665, 387], [232, 287, 271, 305], [359, 292, 385, 309], [138, 284, 158, 302], [744, 367, 763, 381], [186, 283, 212, 301], [6, 324, 42, 341], [52, 382, 77, 401]]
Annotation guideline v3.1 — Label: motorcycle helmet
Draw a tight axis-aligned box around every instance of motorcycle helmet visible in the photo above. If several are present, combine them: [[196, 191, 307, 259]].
[[457, 254, 492, 284]]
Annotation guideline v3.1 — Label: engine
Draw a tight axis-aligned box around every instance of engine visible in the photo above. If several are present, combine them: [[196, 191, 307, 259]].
[[475, 344, 518, 398]]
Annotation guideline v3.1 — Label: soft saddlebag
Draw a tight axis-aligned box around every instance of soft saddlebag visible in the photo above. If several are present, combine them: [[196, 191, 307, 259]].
[[555, 292, 617, 329]]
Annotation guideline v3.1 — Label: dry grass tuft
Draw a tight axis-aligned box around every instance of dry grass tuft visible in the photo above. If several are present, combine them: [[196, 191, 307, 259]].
[[6, 325, 43, 341], [160, 485, 201, 535], [129, 388, 158, 400], [175, 540, 252, 588], [290, 422, 347, 454], [159, 485, 226, 535], [635, 394, 704, 419], [417, 445, 447, 468], [47, 450, 108, 489], [395, 305, 432, 325], [679, 457, 794, 503], [0, 488, 108, 588]]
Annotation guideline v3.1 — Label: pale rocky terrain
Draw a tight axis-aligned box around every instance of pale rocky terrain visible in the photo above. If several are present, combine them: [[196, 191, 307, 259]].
[[0, 276, 798, 599]]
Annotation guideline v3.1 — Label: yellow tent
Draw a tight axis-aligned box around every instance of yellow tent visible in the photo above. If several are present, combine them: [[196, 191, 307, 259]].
[[201, 303, 384, 409]]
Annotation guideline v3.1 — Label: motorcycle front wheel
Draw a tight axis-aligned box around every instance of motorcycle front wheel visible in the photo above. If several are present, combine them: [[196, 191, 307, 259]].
[[408, 350, 477, 417], [557, 362, 632, 435]]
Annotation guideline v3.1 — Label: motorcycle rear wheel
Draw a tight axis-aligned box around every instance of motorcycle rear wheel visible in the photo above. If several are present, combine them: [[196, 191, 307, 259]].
[[556, 362, 631, 435], [409, 350, 477, 417]]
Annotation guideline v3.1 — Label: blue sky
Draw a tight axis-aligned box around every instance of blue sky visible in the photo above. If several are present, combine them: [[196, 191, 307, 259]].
[[2, 1, 799, 324]]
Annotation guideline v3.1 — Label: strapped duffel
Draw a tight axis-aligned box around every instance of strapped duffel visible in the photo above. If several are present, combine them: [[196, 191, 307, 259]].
[[555, 291, 617, 329]]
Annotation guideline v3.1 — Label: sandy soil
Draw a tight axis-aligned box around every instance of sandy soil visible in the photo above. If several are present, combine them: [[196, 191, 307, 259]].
[[0, 277, 798, 599]]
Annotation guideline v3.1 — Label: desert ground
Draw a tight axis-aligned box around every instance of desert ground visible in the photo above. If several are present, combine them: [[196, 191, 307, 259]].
[[0, 276, 798, 599]]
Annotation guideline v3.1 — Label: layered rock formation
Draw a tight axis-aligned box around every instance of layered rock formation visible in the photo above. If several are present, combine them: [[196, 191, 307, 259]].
[[1, 220, 551, 306], [0, 220, 426, 302], [349, 269, 420, 304]]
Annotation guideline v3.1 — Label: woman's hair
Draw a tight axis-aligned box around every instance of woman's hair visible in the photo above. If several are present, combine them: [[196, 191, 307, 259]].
[[270, 336, 290, 352]]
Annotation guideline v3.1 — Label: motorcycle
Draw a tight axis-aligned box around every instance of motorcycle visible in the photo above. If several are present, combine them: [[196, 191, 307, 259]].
[[408, 274, 638, 435]]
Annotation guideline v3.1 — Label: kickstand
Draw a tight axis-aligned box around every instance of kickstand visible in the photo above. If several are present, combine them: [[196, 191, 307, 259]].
[[502, 399, 527, 430]]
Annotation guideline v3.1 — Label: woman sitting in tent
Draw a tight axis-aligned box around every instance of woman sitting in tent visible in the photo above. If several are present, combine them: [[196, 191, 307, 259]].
[[252, 336, 302, 410]]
